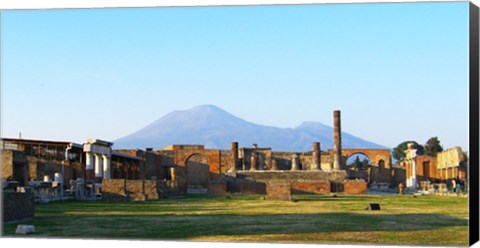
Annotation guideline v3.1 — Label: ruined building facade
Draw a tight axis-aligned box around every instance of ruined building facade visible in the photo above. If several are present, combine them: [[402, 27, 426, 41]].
[[1, 110, 406, 201]]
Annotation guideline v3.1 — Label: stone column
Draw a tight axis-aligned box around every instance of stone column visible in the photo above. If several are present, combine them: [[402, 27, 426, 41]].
[[102, 154, 111, 179], [94, 153, 103, 180], [250, 153, 257, 171], [85, 152, 94, 181], [312, 142, 321, 170], [412, 158, 417, 188], [231, 142, 238, 172], [333, 110, 342, 170], [291, 154, 299, 171]]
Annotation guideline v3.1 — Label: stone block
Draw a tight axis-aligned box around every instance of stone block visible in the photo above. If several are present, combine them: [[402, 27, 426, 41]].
[[344, 180, 367, 194], [15, 225, 35, 234], [238, 181, 266, 194], [265, 183, 291, 201], [208, 182, 227, 195], [291, 181, 330, 194]]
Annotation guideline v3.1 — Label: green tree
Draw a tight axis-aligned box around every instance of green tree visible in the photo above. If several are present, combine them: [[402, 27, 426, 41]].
[[424, 136, 443, 157], [392, 141, 424, 162]]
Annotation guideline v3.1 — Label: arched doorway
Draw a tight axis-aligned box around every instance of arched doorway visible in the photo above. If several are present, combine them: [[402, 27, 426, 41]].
[[186, 154, 210, 193], [345, 153, 372, 181]]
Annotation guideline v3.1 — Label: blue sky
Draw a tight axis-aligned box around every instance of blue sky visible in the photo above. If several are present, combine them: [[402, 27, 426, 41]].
[[0, 1, 470, 150]]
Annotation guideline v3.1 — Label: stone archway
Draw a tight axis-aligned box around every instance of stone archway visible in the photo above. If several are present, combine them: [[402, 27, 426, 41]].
[[186, 154, 210, 193], [345, 153, 372, 181], [346, 153, 372, 170]]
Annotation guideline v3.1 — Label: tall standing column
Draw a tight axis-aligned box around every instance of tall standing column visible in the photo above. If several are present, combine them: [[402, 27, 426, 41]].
[[231, 142, 238, 172], [411, 157, 417, 188], [85, 152, 94, 181], [94, 153, 103, 181], [333, 110, 342, 170], [103, 154, 111, 179], [312, 142, 321, 170]]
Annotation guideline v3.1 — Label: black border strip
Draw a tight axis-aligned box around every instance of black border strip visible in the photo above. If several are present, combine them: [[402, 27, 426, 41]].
[[470, 1, 479, 246]]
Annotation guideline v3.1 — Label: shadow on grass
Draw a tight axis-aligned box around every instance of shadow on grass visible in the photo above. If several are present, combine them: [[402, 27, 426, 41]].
[[2, 211, 468, 240]]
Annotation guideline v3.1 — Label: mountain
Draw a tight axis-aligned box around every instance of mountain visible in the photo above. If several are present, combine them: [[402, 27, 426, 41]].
[[113, 104, 387, 151]]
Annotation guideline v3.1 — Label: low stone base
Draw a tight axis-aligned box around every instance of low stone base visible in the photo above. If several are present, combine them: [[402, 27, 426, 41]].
[[344, 180, 367, 194], [291, 181, 330, 194], [208, 182, 227, 195], [265, 183, 292, 201], [238, 181, 266, 194]]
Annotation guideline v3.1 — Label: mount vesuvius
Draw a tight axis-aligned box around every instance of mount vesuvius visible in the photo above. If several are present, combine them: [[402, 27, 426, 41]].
[[113, 105, 386, 151]]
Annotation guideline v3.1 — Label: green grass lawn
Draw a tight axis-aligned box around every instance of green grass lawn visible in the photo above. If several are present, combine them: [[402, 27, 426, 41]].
[[2, 194, 469, 246]]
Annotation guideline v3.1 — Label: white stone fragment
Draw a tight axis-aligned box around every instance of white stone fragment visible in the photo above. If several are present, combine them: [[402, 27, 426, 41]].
[[15, 225, 35, 235]]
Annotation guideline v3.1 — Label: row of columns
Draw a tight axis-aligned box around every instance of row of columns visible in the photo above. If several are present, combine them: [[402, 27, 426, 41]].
[[83, 139, 113, 182], [85, 152, 111, 181], [438, 167, 460, 180], [230, 110, 342, 172], [230, 141, 322, 171]]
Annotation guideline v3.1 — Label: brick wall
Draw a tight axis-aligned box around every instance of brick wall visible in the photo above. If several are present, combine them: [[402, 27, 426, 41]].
[[1, 150, 13, 180], [238, 181, 266, 194], [237, 171, 346, 183], [266, 183, 291, 200], [343, 180, 367, 194], [102, 179, 159, 202], [291, 181, 330, 194], [3, 192, 35, 223]]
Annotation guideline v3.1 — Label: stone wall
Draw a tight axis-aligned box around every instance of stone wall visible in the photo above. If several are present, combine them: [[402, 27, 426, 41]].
[[237, 171, 347, 183], [343, 180, 367, 194], [392, 166, 406, 186], [220, 151, 232, 173], [266, 183, 291, 200], [238, 181, 266, 194], [3, 192, 35, 223], [1, 150, 14, 180], [102, 179, 159, 202], [208, 182, 227, 195], [271, 152, 294, 170], [291, 181, 330, 194]]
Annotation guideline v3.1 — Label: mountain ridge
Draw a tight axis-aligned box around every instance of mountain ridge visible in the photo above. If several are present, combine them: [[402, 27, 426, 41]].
[[113, 104, 388, 151]]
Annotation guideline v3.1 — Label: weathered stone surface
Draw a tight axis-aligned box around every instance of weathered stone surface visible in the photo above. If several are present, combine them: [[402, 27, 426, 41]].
[[102, 179, 159, 202], [291, 181, 330, 194], [238, 181, 266, 194], [333, 110, 342, 170], [266, 183, 291, 201], [344, 180, 367, 194], [15, 225, 35, 234], [312, 142, 321, 170], [237, 171, 347, 183], [208, 182, 227, 195]]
